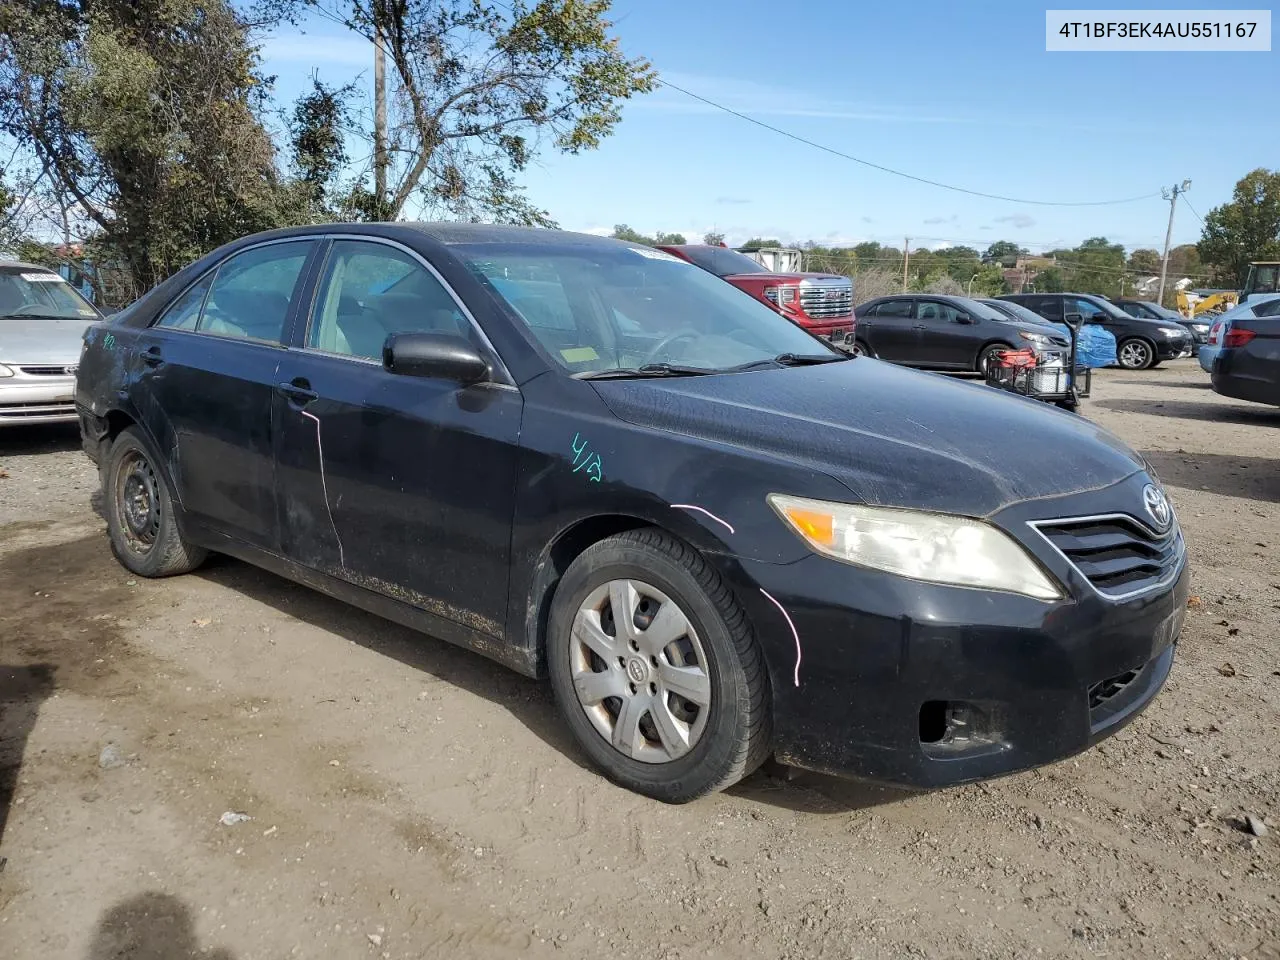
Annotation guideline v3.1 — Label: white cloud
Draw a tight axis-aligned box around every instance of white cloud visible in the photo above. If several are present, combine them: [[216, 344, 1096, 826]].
[[993, 213, 1037, 230]]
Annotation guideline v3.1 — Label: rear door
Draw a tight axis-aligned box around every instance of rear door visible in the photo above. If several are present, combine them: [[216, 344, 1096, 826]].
[[133, 238, 319, 550], [861, 297, 917, 361], [272, 237, 522, 639]]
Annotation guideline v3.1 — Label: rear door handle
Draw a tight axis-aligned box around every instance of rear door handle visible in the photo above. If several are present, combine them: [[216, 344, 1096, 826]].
[[142, 345, 164, 367], [276, 379, 318, 405], [912, 323, 927, 330]]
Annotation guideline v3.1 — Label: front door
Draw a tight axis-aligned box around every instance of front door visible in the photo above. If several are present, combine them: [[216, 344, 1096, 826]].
[[913, 299, 974, 367], [132, 239, 318, 550], [863, 298, 917, 361], [273, 238, 523, 638]]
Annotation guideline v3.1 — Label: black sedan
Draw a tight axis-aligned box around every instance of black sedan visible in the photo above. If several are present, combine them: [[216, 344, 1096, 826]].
[[1211, 296, 1280, 405], [1000, 293, 1193, 369], [1113, 299, 1211, 354], [75, 224, 1187, 802], [853, 294, 1069, 372]]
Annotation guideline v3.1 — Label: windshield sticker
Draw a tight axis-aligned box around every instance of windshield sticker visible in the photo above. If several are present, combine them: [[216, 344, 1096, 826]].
[[77, 307, 97, 316], [630, 247, 684, 263], [21, 272, 65, 282], [570, 432, 603, 483], [560, 346, 599, 363]]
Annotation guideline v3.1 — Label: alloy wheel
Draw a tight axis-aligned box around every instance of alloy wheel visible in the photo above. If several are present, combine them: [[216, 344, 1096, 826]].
[[1119, 340, 1152, 369], [568, 579, 711, 764]]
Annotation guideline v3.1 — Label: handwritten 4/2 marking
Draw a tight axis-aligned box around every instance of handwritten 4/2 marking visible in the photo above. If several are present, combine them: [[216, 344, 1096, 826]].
[[570, 432, 603, 483], [102, 333, 116, 351]]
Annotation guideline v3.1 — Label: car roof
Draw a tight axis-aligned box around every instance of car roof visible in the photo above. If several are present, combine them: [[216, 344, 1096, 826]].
[[0, 260, 58, 272], [229, 222, 629, 249]]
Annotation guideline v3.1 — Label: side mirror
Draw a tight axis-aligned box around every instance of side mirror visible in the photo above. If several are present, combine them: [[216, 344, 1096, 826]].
[[383, 332, 490, 384], [1064, 312, 1084, 330], [955, 313, 974, 324]]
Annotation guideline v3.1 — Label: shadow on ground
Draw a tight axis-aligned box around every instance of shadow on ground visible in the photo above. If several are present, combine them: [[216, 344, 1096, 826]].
[[1094, 397, 1280, 425], [1141, 450, 1280, 504], [0, 423, 81, 457], [1112, 378, 1213, 391], [195, 556, 904, 813], [86, 892, 234, 960], [0, 663, 55, 845]]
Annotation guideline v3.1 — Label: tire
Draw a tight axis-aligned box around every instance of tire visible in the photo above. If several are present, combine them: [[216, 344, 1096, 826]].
[[1117, 338, 1156, 370], [103, 426, 207, 577], [977, 342, 1014, 375], [852, 339, 873, 358], [546, 529, 771, 803]]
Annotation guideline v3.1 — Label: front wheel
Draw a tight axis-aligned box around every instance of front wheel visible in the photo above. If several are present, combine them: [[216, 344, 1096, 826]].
[[547, 529, 771, 803], [103, 427, 207, 577], [1117, 338, 1155, 370], [851, 339, 874, 358], [977, 342, 1014, 375]]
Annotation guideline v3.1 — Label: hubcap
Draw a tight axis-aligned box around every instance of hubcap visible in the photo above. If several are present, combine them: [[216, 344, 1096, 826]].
[[569, 579, 711, 764], [116, 451, 161, 553], [1120, 342, 1149, 367]]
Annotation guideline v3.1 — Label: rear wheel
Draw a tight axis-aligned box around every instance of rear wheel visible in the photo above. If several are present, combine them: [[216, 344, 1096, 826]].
[[977, 342, 1014, 375], [103, 427, 207, 577], [1117, 338, 1155, 369], [547, 529, 771, 803]]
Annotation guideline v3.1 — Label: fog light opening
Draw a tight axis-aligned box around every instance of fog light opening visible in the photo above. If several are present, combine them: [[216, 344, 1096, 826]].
[[919, 700, 948, 744], [920, 700, 1006, 754]]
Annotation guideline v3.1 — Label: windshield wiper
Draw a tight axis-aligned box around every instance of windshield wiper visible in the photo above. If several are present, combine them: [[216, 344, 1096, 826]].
[[577, 363, 717, 380], [728, 352, 851, 372]]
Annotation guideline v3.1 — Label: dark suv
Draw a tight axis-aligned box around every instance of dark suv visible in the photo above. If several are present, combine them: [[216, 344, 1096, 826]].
[[1113, 299, 1210, 356], [853, 294, 1069, 372], [1000, 293, 1193, 370]]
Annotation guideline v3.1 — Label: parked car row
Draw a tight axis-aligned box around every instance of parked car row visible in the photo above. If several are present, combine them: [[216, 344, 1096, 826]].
[[70, 223, 1188, 803], [998, 293, 1194, 370]]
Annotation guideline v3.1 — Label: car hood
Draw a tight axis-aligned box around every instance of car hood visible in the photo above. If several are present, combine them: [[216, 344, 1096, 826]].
[[592, 359, 1145, 517], [0, 317, 97, 365], [723, 272, 848, 283]]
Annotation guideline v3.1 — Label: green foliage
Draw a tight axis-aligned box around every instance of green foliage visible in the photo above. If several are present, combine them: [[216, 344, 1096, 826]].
[[1032, 267, 1066, 293], [1127, 248, 1160, 275], [290, 78, 355, 218], [609, 225, 684, 246], [1198, 168, 1280, 285], [740, 237, 781, 251], [654, 231, 686, 245], [982, 240, 1024, 264], [702, 231, 725, 246]]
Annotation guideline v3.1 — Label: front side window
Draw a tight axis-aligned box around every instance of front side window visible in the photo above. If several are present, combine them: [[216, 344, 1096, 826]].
[[0, 268, 100, 320], [1031, 297, 1063, 321], [196, 241, 314, 344], [458, 243, 834, 374], [1066, 297, 1109, 323], [308, 241, 470, 360], [917, 300, 959, 324]]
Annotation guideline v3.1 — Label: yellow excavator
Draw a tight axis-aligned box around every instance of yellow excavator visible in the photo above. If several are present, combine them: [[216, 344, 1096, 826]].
[[1177, 288, 1239, 317]]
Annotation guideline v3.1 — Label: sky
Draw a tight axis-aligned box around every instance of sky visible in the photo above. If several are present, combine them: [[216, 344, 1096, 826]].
[[258, 1, 1279, 254]]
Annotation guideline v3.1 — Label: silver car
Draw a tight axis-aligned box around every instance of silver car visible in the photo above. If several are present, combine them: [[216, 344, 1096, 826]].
[[0, 261, 104, 426]]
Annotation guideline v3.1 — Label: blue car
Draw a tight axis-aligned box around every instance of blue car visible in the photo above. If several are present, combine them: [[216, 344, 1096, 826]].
[[1198, 295, 1280, 374]]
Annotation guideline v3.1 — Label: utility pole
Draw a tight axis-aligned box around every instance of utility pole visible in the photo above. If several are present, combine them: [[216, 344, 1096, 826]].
[[1157, 179, 1191, 308], [373, 20, 389, 220], [902, 237, 910, 292], [968, 273, 979, 296]]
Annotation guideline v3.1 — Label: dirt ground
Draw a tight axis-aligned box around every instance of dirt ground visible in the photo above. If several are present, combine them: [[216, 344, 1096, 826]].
[[1, 361, 1278, 960]]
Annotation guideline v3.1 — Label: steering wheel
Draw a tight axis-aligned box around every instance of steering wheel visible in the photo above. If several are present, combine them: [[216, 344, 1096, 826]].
[[645, 329, 700, 364]]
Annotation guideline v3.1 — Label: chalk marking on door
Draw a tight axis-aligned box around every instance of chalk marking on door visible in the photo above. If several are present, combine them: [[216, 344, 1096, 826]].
[[300, 409, 345, 569]]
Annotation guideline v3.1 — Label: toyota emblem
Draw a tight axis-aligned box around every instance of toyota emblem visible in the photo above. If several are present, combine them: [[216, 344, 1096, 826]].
[[1141, 483, 1171, 530]]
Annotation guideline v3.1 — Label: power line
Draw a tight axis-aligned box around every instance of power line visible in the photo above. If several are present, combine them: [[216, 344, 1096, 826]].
[[1181, 195, 1206, 226], [656, 79, 1162, 208]]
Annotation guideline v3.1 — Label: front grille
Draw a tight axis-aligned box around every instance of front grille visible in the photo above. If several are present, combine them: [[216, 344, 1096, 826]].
[[18, 365, 73, 376], [1032, 514, 1183, 599], [1088, 668, 1140, 709], [0, 401, 77, 419], [799, 282, 853, 319]]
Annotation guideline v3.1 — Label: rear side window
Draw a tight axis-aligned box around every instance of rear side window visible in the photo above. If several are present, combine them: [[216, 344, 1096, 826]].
[[877, 299, 913, 318], [197, 242, 314, 344], [156, 275, 213, 331]]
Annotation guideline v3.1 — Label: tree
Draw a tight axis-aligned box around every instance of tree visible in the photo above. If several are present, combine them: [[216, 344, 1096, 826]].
[[1, 0, 298, 292], [289, 79, 356, 220], [654, 231, 686, 245], [740, 237, 781, 251], [982, 240, 1024, 264], [1199, 168, 1280, 285], [1127, 248, 1160, 275], [702, 231, 725, 246], [266, 0, 656, 223], [1032, 267, 1065, 293], [610, 224, 653, 245]]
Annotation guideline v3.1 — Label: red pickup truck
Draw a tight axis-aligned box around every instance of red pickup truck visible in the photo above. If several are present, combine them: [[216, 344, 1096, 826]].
[[655, 245, 855, 349]]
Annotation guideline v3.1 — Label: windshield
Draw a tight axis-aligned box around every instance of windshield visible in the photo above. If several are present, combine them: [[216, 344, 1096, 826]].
[[0, 268, 100, 320], [949, 296, 1013, 322], [983, 299, 1051, 326], [458, 242, 839, 374], [1135, 300, 1182, 320], [672, 246, 772, 278]]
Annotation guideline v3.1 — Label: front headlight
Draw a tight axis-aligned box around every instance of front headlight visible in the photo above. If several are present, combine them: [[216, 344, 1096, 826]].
[[768, 494, 1064, 601], [1191, 324, 1209, 334], [1157, 327, 1184, 337], [0, 364, 13, 379], [1018, 331, 1053, 346]]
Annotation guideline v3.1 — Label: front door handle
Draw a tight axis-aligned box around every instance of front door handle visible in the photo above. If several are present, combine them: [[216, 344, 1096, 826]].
[[276, 379, 318, 405], [912, 323, 927, 330], [141, 345, 164, 367]]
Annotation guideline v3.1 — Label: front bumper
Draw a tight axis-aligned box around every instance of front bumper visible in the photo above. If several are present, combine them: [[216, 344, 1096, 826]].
[[1156, 337, 1195, 361], [720, 479, 1188, 789], [0, 376, 79, 425]]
